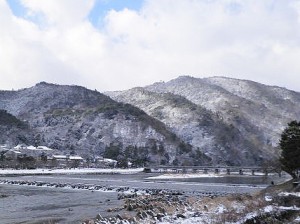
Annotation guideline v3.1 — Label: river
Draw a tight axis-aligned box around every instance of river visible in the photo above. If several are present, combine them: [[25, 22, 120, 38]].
[[0, 171, 289, 224]]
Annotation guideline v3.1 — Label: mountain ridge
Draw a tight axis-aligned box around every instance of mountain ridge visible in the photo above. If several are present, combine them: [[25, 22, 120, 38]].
[[107, 76, 300, 165], [1, 76, 299, 166], [0, 81, 210, 166]]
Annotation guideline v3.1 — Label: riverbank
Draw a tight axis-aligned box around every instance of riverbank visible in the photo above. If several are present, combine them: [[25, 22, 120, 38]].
[[84, 179, 300, 224], [0, 183, 122, 224], [0, 169, 295, 223], [0, 168, 144, 176]]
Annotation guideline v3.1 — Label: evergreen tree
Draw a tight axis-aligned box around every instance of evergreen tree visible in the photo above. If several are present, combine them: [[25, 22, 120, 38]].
[[279, 121, 300, 179]]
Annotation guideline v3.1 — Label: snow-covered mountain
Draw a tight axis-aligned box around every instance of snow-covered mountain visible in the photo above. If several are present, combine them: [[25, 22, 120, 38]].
[[107, 76, 300, 165], [0, 82, 207, 166], [107, 88, 265, 165], [1, 76, 299, 166]]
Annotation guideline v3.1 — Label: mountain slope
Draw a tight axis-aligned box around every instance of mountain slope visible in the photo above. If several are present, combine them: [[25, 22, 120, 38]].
[[107, 88, 269, 165], [2, 76, 299, 166], [0, 110, 32, 146], [0, 82, 204, 165], [107, 76, 300, 165], [145, 76, 300, 145]]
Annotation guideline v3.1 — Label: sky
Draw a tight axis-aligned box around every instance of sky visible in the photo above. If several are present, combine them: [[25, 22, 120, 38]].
[[1, 0, 300, 92]]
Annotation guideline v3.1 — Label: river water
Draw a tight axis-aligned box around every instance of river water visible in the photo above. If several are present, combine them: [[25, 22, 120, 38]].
[[0, 172, 289, 224]]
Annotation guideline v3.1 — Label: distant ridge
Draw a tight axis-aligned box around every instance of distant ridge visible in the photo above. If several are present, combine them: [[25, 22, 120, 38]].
[[0, 81, 210, 166], [107, 76, 300, 165], [1, 76, 299, 166]]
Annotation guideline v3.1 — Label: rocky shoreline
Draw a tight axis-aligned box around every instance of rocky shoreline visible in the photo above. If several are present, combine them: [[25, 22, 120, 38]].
[[85, 193, 300, 224], [0, 179, 231, 197], [82, 183, 300, 224], [88, 192, 202, 224], [1, 179, 299, 223], [0, 179, 235, 223]]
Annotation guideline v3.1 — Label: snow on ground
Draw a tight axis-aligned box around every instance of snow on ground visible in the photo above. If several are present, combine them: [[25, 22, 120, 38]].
[[278, 206, 300, 210], [264, 195, 273, 201], [146, 171, 275, 180], [0, 168, 144, 175], [157, 216, 212, 224], [147, 173, 224, 179], [278, 192, 300, 197], [155, 203, 300, 224], [263, 205, 274, 212]]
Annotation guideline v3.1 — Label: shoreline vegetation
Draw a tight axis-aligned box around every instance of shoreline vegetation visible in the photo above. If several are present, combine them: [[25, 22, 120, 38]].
[[87, 179, 300, 224], [0, 169, 299, 223]]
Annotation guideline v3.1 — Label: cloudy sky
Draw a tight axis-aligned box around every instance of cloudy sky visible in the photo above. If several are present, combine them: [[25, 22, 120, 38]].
[[1, 0, 300, 92]]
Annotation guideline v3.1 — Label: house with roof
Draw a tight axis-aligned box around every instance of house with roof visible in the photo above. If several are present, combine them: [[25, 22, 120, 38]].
[[50, 155, 84, 168]]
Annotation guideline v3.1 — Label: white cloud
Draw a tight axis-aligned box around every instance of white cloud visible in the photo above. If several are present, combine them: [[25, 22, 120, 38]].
[[0, 0, 300, 92], [21, 0, 94, 26]]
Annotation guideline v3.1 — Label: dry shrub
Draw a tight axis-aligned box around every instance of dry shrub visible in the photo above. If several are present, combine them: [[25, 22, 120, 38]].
[[211, 194, 268, 223]]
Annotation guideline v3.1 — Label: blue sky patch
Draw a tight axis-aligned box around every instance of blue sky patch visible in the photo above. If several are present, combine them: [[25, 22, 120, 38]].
[[7, 0, 144, 27], [88, 0, 144, 27], [6, 0, 45, 27], [6, 0, 27, 18]]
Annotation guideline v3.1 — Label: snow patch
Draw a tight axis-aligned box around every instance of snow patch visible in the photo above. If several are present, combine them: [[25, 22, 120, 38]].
[[278, 192, 300, 197], [147, 173, 224, 179], [0, 168, 143, 175], [264, 205, 274, 213], [215, 204, 227, 214], [278, 206, 300, 211]]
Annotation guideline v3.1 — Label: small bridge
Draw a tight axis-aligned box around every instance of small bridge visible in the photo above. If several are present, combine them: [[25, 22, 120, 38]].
[[144, 166, 281, 176]]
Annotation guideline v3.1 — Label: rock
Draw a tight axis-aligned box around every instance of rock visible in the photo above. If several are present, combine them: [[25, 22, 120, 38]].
[[141, 211, 148, 219], [95, 214, 103, 221], [147, 210, 156, 218], [177, 213, 186, 219], [192, 212, 202, 217], [116, 214, 123, 220], [130, 217, 137, 223], [127, 204, 134, 211], [137, 212, 144, 220], [156, 213, 165, 221], [97, 221, 107, 224]]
